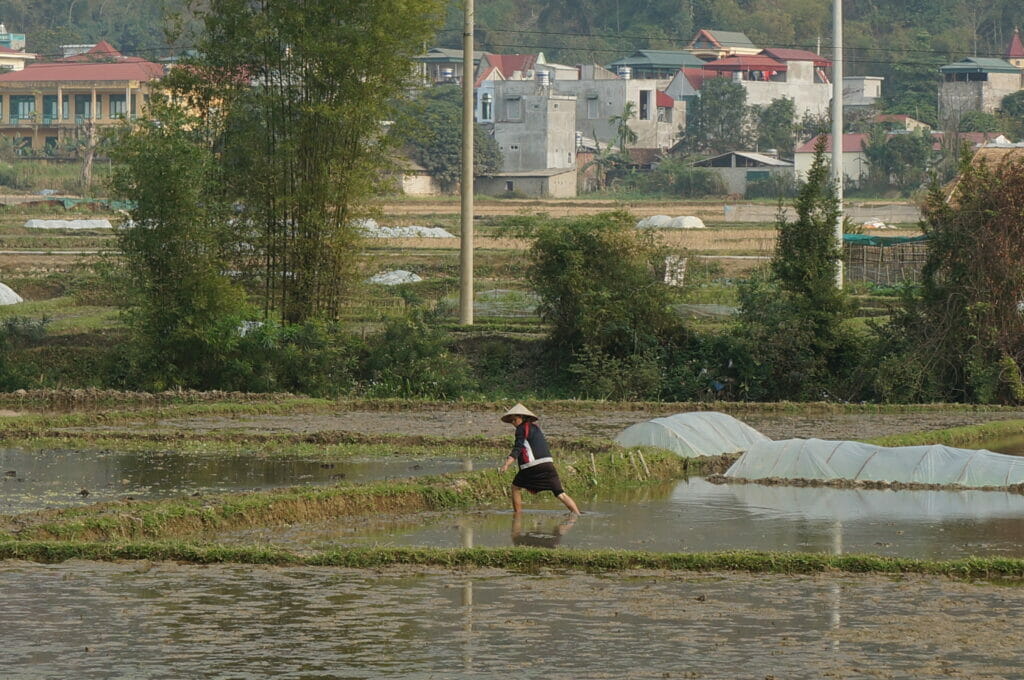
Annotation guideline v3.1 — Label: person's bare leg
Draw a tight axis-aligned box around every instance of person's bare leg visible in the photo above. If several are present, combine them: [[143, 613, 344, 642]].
[[557, 492, 580, 515], [511, 485, 523, 513]]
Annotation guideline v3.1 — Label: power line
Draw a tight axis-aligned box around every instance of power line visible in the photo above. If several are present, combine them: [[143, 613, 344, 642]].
[[436, 27, 1017, 63]]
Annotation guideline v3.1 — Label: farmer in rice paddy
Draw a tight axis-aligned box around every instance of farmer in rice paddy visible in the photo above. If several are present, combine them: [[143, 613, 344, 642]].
[[498, 403, 581, 515]]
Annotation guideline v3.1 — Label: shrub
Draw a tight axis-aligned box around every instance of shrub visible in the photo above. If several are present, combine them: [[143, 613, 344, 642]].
[[362, 310, 476, 398]]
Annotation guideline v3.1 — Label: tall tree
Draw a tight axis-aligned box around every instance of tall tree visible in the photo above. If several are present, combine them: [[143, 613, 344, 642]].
[[391, 84, 501, 193], [683, 77, 750, 154], [736, 139, 856, 401], [876, 156, 1024, 403], [174, 0, 445, 323], [753, 97, 796, 155]]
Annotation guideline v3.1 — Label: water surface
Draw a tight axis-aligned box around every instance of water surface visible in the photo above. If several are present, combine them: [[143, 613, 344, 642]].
[[222, 477, 1024, 560], [0, 448, 466, 514], [2, 561, 1019, 679]]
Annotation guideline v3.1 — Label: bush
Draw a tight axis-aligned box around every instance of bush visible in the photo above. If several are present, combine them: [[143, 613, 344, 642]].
[[568, 345, 664, 400], [745, 173, 796, 200], [632, 157, 726, 197], [362, 310, 476, 398]]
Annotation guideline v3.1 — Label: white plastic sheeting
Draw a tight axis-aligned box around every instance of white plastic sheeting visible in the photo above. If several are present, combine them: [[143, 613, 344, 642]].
[[0, 282, 23, 305], [24, 219, 112, 230], [615, 411, 769, 458], [636, 215, 706, 229], [355, 218, 454, 238], [368, 270, 422, 285], [725, 438, 1024, 488], [715, 480, 1024, 522]]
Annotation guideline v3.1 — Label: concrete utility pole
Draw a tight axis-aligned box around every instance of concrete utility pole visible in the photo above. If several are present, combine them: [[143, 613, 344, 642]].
[[831, 0, 844, 288], [459, 0, 475, 325]]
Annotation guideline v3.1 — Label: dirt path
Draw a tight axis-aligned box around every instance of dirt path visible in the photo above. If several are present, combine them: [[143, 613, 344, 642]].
[[147, 406, 1024, 442]]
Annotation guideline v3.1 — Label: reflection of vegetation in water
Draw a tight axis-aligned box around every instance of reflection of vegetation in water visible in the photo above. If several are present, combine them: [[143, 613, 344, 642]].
[[4, 449, 690, 543]]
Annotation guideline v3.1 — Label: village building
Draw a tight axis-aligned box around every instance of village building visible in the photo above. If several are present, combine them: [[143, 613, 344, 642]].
[[606, 50, 706, 80], [938, 30, 1024, 127], [684, 29, 760, 61], [0, 40, 164, 152], [692, 150, 793, 197]]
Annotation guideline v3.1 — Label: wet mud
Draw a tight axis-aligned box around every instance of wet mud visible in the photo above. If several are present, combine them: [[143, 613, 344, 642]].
[[3, 560, 1022, 679]]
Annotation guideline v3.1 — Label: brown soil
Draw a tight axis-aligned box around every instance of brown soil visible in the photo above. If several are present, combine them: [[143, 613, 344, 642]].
[[145, 406, 1024, 443]]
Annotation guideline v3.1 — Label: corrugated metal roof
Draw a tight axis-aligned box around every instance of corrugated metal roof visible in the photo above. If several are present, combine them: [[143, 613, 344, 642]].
[[703, 55, 787, 72], [939, 57, 1020, 73], [704, 30, 756, 48], [608, 50, 706, 69], [760, 48, 831, 67]]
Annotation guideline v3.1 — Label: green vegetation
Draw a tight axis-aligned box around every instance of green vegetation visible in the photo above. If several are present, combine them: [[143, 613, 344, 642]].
[[392, 84, 502, 192], [2, 447, 691, 542], [3, 541, 1023, 580]]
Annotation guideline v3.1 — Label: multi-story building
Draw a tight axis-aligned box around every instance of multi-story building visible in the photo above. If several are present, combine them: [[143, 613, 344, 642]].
[[939, 57, 1022, 126], [0, 41, 164, 152]]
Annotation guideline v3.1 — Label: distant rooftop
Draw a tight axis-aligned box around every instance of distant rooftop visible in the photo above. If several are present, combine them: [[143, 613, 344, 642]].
[[607, 50, 706, 70], [939, 57, 1021, 74]]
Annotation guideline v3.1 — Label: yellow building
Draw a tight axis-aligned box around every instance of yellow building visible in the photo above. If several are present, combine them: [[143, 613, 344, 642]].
[[0, 41, 164, 152]]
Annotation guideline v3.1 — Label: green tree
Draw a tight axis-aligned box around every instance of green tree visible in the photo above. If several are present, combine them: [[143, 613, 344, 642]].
[[875, 157, 1024, 403], [528, 211, 684, 370], [392, 84, 501, 193], [609, 101, 638, 152], [753, 97, 796, 155], [736, 139, 857, 401], [683, 77, 750, 154], [175, 0, 445, 324], [958, 110, 1003, 133], [861, 127, 934, 193], [109, 100, 249, 390]]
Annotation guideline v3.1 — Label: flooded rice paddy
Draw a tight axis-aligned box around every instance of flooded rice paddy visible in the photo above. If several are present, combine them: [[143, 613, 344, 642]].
[[7, 435, 1024, 678], [3, 560, 1022, 679], [222, 477, 1024, 560], [0, 447, 468, 514]]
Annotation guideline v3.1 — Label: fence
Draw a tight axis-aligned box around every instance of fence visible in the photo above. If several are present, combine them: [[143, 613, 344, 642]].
[[843, 235, 929, 286]]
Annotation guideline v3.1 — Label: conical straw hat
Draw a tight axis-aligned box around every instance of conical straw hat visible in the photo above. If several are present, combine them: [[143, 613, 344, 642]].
[[501, 403, 538, 423]]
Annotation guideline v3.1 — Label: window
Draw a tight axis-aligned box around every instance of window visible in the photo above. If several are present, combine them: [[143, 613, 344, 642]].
[[74, 94, 91, 121], [109, 94, 127, 118], [639, 90, 651, 120], [505, 181, 514, 192], [42, 95, 58, 123], [10, 95, 34, 122], [481, 93, 492, 120], [505, 96, 522, 121], [586, 95, 598, 119], [658, 107, 671, 123]]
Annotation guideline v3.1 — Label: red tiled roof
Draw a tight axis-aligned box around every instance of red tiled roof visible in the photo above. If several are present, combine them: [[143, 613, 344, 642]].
[[681, 66, 707, 90], [760, 48, 830, 67], [1007, 28, 1024, 59], [474, 65, 498, 88], [703, 55, 787, 72], [486, 54, 537, 79], [931, 131, 1006, 150], [60, 40, 123, 62], [656, 91, 673, 107], [0, 45, 32, 57], [0, 58, 164, 82], [794, 133, 869, 154]]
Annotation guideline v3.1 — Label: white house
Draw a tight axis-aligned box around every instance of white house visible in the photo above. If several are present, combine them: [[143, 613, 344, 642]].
[[793, 133, 870, 183]]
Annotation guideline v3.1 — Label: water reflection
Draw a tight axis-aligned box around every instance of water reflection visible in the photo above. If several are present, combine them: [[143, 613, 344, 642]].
[[0, 448, 467, 514], [3, 561, 1022, 679], [221, 478, 1024, 560], [510, 513, 577, 549]]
